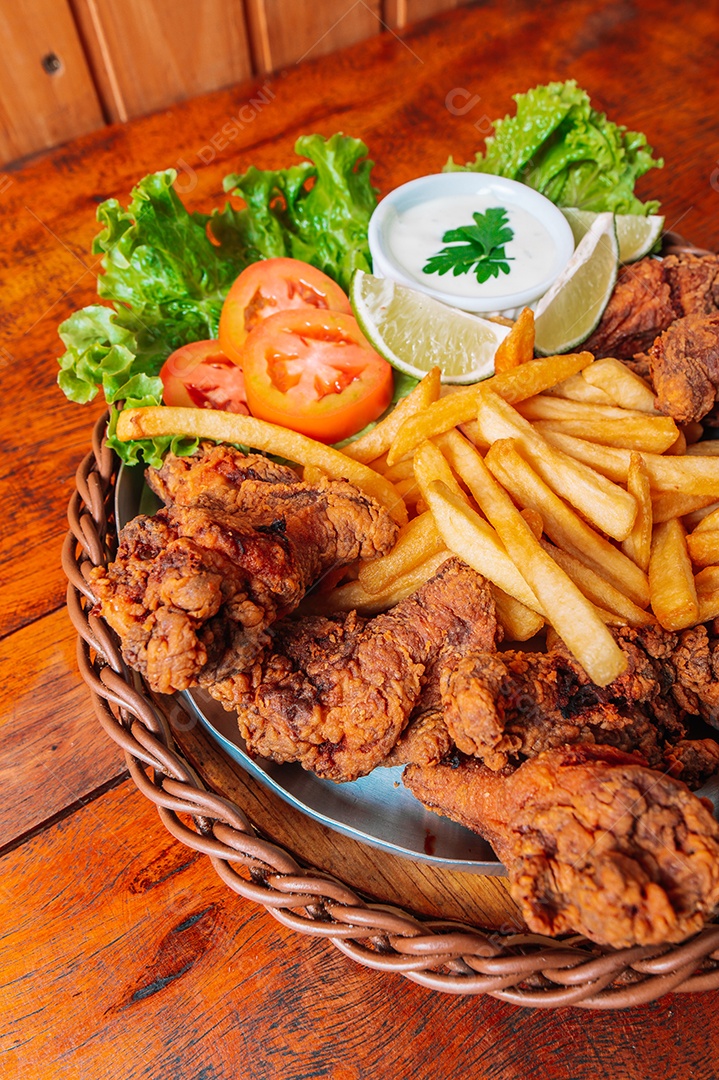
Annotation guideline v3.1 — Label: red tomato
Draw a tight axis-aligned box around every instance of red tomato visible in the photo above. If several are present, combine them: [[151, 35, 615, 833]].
[[241, 310, 393, 443], [159, 340, 249, 413], [219, 257, 351, 363]]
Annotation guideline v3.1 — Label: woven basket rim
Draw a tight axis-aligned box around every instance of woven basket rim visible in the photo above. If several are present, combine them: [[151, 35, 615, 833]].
[[61, 412, 719, 1009]]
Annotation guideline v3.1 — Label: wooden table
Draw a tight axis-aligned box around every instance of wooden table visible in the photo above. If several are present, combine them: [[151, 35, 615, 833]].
[[3, 2, 719, 1076]]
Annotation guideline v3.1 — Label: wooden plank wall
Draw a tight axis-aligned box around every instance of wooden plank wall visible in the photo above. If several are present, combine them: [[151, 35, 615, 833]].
[[0, 0, 471, 166]]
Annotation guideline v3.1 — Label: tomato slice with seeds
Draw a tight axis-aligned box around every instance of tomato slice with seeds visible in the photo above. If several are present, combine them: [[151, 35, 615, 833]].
[[218, 257, 351, 363], [159, 340, 249, 413], [241, 310, 393, 443]]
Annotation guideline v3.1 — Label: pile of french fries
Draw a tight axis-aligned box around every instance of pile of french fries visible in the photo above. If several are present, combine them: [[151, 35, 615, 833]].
[[116, 311, 719, 689]]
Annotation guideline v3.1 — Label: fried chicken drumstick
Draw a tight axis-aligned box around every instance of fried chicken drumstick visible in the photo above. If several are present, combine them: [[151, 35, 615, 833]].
[[441, 624, 719, 788], [405, 746, 719, 949], [219, 558, 498, 781], [90, 445, 398, 694]]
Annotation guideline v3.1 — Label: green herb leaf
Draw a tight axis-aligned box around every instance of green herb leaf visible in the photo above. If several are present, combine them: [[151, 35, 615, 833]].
[[423, 206, 514, 284]]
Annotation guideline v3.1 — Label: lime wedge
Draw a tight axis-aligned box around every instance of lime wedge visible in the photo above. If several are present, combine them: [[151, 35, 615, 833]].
[[350, 271, 511, 384], [533, 213, 619, 357], [561, 207, 665, 263]]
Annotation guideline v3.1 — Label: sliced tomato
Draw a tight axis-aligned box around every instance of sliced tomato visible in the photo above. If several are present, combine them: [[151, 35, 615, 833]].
[[241, 310, 393, 443], [219, 257, 351, 363], [159, 339, 249, 413]]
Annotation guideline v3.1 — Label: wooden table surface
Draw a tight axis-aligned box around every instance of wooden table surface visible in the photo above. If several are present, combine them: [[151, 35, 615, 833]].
[[3, 2, 719, 1076]]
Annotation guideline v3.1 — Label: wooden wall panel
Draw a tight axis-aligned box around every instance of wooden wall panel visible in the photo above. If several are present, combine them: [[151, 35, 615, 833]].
[[69, 0, 253, 122], [0, 0, 104, 165], [384, 0, 467, 30], [245, 0, 382, 74]]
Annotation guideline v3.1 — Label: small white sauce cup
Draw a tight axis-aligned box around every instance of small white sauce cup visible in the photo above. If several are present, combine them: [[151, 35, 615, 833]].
[[368, 172, 575, 316]]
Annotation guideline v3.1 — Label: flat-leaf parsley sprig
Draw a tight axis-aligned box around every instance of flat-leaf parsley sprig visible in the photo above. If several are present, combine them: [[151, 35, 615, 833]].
[[423, 205, 514, 284]]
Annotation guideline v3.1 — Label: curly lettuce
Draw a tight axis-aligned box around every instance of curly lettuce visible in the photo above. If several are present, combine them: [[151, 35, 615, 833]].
[[57, 134, 378, 466], [446, 80, 663, 215]]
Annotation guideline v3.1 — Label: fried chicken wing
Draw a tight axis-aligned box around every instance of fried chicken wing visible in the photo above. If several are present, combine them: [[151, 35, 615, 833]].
[[441, 625, 719, 788], [219, 558, 498, 781], [584, 253, 719, 361], [404, 746, 719, 948], [90, 447, 398, 694], [647, 312, 719, 423]]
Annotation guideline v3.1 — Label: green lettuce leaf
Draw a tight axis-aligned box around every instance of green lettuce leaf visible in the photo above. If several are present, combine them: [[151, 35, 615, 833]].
[[57, 135, 379, 466], [446, 80, 663, 215], [221, 132, 377, 291]]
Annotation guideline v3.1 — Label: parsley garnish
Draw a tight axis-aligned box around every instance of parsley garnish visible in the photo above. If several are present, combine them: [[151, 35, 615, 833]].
[[423, 206, 514, 284]]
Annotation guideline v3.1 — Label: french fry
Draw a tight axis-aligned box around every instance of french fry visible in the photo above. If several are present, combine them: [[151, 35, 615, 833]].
[[621, 452, 652, 572], [686, 440, 719, 456], [538, 427, 719, 495], [694, 565, 719, 595], [303, 550, 453, 616], [666, 431, 687, 456], [394, 476, 422, 508], [117, 406, 409, 525], [698, 590, 719, 623], [383, 457, 415, 483], [581, 356, 659, 413], [357, 512, 444, 594], [491, 586, 544, 640], [517, 396, 658, 423], [444, 442, 626, 685], [681, 500, 719, 530], [687, 530, 719, 568], [539, 538, 655, 627], [530, 416, 679, 454], [654, 493, 719, 525], [386, 352, 593, 465], [302, 464, 328, 485], [649, 519, 699, 630], [413, 439, 465, 500], [484, 439, 650, 607], [422, 480, 542, 612], [476, 390, 638, 542], [689, 506, 719, 534], [516, 395, 679, 453], [543, 372, 613, 404], [520, 507, 544, 539], [342, 367, 442, 464], [492, 307, 535, 373]]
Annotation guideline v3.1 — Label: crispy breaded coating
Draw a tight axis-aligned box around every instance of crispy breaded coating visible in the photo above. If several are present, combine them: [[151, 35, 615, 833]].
[[221, 559, 498, 782], [90, 446, 398, 694], [404, 746, 719, 948]]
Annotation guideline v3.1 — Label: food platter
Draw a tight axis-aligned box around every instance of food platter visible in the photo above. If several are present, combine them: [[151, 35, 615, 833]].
[[116, 461, 501, 873]]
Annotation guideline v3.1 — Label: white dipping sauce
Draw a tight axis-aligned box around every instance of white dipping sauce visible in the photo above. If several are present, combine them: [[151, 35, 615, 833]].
[[387, 194, 558, 300]]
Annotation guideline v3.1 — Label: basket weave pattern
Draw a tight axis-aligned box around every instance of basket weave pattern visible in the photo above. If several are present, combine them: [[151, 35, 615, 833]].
[[62, 414, 719, 1008]]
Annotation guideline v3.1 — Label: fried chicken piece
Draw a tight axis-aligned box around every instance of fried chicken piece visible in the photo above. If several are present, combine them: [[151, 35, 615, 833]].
[[90, 450, 398, 694], [441, 625, 719, 788], [219, 559, 498, 782], [147, 443, 398, 563], [404, 746, 719, 948], [647, 312, 719, 423], [584, 253, 719, 361], [382, 669, 453, 769], [583, 258, 675, 359]]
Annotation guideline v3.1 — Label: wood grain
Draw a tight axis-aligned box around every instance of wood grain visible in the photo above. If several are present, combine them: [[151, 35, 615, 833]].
[[70, 0, 253, 122], [0, 608, 124, 848], [0, 0, 104, 166], [384, 0, 465, 30], [2, 779, 719, 1079], [245, 0, 382, 73]]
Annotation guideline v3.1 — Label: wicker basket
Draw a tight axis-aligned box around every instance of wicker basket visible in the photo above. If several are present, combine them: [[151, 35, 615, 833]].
[[62, 413, 719, 1008]]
